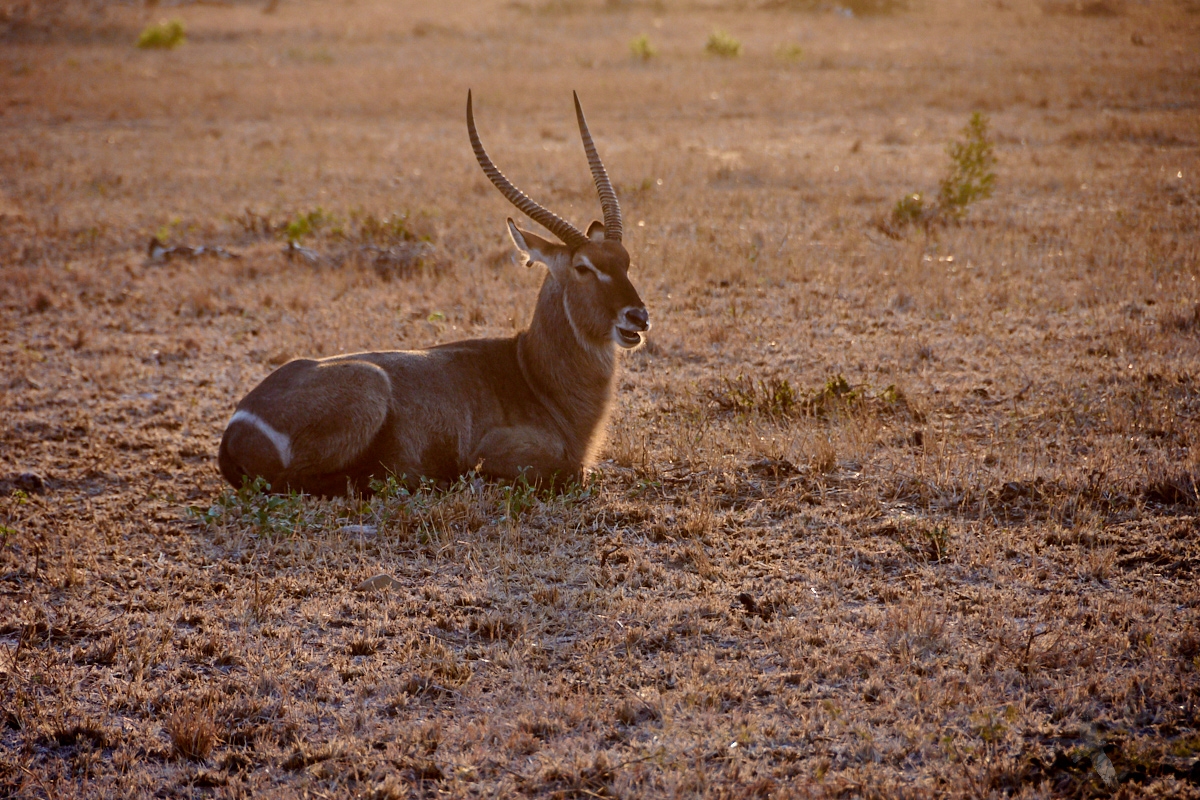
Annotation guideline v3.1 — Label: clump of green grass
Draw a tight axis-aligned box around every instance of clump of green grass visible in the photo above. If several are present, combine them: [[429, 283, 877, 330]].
[[353, 211, 421, 245], [189, 476, 308, 537], [892, 192, 926, 226], [710, 374, 920, 421], [888, 111, 996, 231], [136, 18, 186, 50], [629, 34, 657, 61], [283, 208, 337, 242], [711, 374, 860, 419], [705, 29, 743, 58]]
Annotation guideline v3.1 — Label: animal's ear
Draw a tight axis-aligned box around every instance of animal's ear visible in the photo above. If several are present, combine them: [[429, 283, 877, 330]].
[[507, 218, 565, 268], [586, 220, 606, 243]]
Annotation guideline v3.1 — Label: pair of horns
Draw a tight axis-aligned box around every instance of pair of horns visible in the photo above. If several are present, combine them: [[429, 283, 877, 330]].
[[467, 90, 623, 250]]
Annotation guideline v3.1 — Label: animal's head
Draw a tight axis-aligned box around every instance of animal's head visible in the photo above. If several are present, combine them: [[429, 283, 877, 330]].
[[468, 90, 649, 351]]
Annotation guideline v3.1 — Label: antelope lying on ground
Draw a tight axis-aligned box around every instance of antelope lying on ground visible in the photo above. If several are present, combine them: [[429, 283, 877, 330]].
[[218, 91, 649, 496]]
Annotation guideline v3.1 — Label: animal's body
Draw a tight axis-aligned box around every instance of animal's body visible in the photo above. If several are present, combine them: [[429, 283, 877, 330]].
[[218, 92, 648, 495]]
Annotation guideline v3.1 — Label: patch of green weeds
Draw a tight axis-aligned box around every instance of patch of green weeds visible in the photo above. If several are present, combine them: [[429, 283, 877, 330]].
[[501, 471, 589, 520], [189, 476, 305, 537], [629, 34, 657, 60], [629, 478, 663, 499], [706, 30, 743, 58], [502, 472, 541, 519], [353, 210, 423, 245], [137, 19, 186, 50], [280, 208, 430, 246], [712, 376, 796, 418], [905, 523, 952, 562], [284, 208, 337, 242], [710, 374, 919, 421], [887, 112, 996, 233], [891, 192, 926, 225]]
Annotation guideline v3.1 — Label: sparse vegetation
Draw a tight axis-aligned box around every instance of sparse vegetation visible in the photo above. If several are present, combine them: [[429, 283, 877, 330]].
[[283, 207, 335, 242], [889, 111, 997, 231], [136, 18, 186, 50], [938, 112, 997, 218], [1, 1, 1198, 797], [629, 33, 657, 60], [705, 29, 743, 58]]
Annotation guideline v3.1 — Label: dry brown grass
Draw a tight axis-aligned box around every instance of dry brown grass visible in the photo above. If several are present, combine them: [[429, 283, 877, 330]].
[[2, 0, 1199, 797]]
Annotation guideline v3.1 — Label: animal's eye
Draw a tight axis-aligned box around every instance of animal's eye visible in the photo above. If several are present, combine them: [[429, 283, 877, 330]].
[[575, 265, 592, 276]]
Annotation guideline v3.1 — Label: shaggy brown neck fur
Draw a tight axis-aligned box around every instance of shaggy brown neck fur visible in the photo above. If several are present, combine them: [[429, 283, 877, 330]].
[[516, 273, 617, 464]]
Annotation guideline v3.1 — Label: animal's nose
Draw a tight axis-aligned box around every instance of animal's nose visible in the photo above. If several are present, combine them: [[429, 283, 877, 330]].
[[623, 307, 650, 331]]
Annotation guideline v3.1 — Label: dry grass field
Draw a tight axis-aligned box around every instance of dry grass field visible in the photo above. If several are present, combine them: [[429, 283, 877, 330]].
[[2, 0, 1199, 796]]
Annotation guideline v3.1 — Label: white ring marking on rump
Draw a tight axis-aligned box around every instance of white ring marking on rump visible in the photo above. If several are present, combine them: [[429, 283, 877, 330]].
[[229, 409, 293, 469]]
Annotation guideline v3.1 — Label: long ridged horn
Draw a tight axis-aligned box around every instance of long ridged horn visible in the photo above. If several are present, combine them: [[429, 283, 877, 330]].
[[467, 90, 589, 251], [573, 91, 623, 242]]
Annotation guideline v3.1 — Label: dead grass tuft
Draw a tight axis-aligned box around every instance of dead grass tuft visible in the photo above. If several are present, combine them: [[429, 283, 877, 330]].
[[165, 705, 219, 762]]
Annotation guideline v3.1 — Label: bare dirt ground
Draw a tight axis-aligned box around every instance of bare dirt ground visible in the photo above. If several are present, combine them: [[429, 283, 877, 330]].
[[2, 0, 1199, 796]]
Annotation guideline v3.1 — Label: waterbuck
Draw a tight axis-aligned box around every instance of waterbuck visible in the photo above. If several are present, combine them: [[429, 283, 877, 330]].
[[218, 91, 649, 496]]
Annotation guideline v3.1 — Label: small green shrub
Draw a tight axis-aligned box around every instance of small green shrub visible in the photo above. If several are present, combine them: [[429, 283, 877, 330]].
[[629, 34, 657, 60], [938, 111, 997, 219], [889, 112, 996, 231], [706, 29, 743, 58], [284, 208, 333, 242], [136, 18, 186, 50]]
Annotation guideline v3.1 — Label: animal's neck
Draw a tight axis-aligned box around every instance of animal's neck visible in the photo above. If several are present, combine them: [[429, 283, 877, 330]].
[[517, 273, 617, 460]]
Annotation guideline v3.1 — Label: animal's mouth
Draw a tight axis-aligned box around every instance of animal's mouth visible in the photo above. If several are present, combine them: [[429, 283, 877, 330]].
[[614, 326, 644, 348]]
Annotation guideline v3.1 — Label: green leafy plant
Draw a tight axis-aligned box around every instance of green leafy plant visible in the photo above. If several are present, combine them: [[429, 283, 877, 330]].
[[629, 34, 657, 60], [189, 476, 305, 537], [705, 29, 743, 58], [501, 472, 540, 520], [889, 112, 996, 231], [938, 112, 997, 219], [137, 18, 186, 50]]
